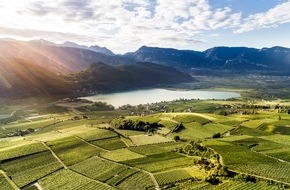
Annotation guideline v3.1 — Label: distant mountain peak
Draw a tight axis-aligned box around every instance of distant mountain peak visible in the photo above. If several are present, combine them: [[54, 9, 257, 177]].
[[89, 45, 115, 56], [29, 39, 57, 46], [60, 41, 88, 49]]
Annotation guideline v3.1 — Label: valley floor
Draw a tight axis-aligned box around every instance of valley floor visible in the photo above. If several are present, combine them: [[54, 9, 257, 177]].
[[1, 82, 290, 189]]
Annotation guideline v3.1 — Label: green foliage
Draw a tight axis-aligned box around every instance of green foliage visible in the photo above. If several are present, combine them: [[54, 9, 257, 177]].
[[129, 134, 173, 146], [231, 126, 272, 136], [212, 132, 221, 138], [154, 169, 193, 186], [204, 180, 283, 190], [0, 172, 16, 190], [75, 181, 116, 190], [76, 128, 118, 141], [70, 157, 131, 182], [138, 157, 193, 173], [173, 114, 211, 125], [0, 142, 46, 162], [22, 185, 39, 190], [158, 120, 178, 131], [101, 148, 146, 162], [122, 151, 193, 172], [241, 120, 266, 129], [0, 151, 62, 187], [123, 152, 183, 166], [111, 117, 162, 132], [46, 136, 103, 166], [106, 169, 139, 186], [205, 140, 290, 183], [90, 137, 127, 150], [117, 172, 155, 190], [39, 169, 114, 190], [114, 129, 145, 137], [86, 101, 114, 111], [174, 135, 181, 141], [234, 173, 257, 182], [128, 145, 169, 155]]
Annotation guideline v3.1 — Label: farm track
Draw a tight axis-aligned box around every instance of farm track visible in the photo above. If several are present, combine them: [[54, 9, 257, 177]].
[[250, 147, 290, 165], [149, 173, 160, 190], [0, 169, 20, 190], [72, 135, 109, 151], [56, 132, 160, 189], [70, 168, 116, 189], [34, 182, 44, 190], [41, 142, 68, 169]]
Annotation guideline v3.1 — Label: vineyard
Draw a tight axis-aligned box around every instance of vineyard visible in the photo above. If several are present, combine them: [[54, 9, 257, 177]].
[[1, 97, 290, 189], [46, 136, 104, 166], [0, 151, 62, 187], [154, 169, 193, 186], [90, 136, 127, 150], [70, 157, 129, 181], [100, 148, 146, 162]]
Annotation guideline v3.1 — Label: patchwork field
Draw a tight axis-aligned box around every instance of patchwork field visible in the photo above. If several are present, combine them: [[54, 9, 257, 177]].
[[1, 97, 290, 189]]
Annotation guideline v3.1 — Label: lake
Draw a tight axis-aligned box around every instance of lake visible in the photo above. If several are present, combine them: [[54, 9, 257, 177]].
[[83, 88, 240, 107]]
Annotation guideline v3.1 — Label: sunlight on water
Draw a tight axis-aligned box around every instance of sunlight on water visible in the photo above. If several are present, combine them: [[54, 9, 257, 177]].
[[83, 88, 240, 107]]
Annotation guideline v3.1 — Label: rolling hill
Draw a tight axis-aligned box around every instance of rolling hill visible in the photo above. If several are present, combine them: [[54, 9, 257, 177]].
[[0, 58, 73, 97], [0, 39, 133, 74], [74, 62, 194, 91]]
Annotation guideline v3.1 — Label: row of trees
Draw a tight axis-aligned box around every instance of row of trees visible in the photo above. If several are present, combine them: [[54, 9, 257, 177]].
[[110, 118, 162, 132]]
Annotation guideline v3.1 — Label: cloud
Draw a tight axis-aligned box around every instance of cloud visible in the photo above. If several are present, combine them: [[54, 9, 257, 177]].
[[235, 1, 290, 33], [0, 26, 96, 42], [2, 0, 287, 53], [0, 0, 242, 53]]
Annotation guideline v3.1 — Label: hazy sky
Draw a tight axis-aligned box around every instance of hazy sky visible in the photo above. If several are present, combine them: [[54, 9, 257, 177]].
[[0, 0, 289, 53]]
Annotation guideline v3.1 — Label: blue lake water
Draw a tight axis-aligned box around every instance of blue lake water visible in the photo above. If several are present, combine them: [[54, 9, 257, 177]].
[[83, 88, 240, 107]]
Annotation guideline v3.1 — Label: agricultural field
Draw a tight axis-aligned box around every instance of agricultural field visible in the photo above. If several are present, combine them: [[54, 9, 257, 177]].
[[39, 169, 115, 190], [1, 96, 290, 189], [100, 148, 146, 162], [46, 136, 104, 166], [128, 144, 170, 155], [0, 142, 46, 161], [70, 156, 130, 182], [129, 134, 173, 146], [117, 171, 155, 190], [154, 169, 193, 186], [90, 136, 127, 150], [0, 171, 17, 190], [0, 151, 63, 187]]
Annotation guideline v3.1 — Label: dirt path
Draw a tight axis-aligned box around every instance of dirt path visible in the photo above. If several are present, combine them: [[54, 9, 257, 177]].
[[0, 169, 20, 190], [73, 135, 108, 152], [10, 108, 20, 116], [34, 182, 44, 190], [41, 142, 68, 169], [148, 173, 160, 190]]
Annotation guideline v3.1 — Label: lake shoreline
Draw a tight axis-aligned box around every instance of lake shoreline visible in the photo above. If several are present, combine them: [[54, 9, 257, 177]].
[[82, 88, 240, 108]]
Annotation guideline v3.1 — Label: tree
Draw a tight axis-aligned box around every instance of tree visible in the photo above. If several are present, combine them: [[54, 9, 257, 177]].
[[174, 135, 180, 141], [212, 132, 221, 138]]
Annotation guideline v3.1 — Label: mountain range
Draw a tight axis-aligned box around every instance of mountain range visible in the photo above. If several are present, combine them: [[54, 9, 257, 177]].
[[1, 39, 289, 74], [0, 38, 290, 97], [125, 46, 290, 74]]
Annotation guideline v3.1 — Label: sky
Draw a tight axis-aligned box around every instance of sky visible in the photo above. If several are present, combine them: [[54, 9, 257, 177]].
[[0, 0, 290, 54]]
